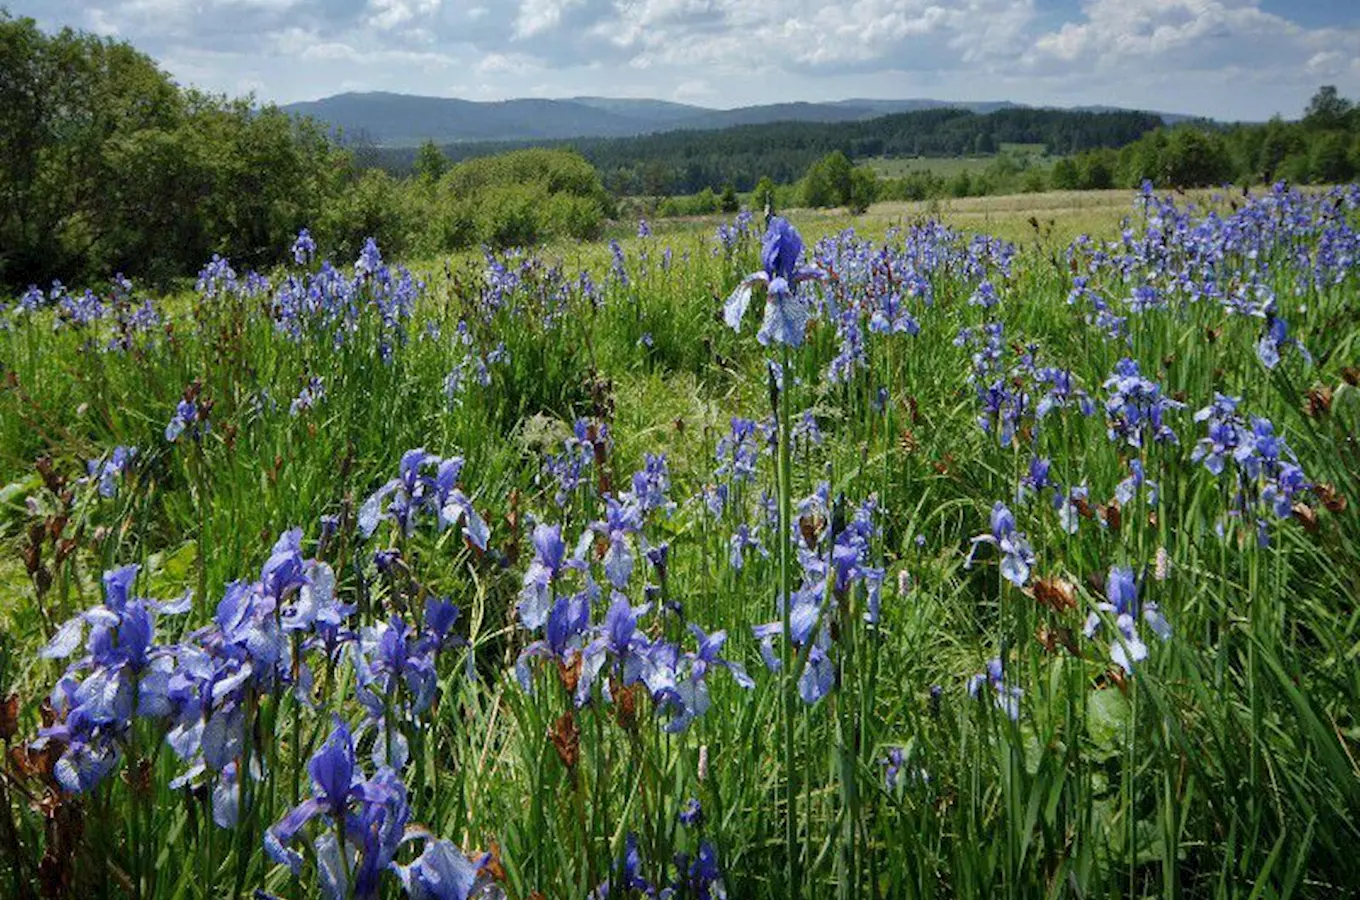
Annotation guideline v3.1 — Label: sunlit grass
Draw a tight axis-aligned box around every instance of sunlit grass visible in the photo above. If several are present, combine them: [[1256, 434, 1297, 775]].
[[1, 185, 1357, 899]]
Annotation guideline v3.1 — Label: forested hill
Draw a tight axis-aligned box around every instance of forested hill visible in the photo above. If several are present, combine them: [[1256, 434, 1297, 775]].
[[281, 92, 1030, 146], [364, 107, 1170, 194]]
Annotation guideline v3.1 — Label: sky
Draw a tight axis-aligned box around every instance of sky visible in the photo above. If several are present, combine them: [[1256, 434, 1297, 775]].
[[14, 0, 1360, 120]]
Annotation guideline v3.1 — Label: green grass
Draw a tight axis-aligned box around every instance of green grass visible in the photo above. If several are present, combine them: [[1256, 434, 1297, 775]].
[[0, 185, 1358, 900]]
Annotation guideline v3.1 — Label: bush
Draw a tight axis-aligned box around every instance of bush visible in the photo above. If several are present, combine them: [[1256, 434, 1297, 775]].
[[847, 167, 878, 214]]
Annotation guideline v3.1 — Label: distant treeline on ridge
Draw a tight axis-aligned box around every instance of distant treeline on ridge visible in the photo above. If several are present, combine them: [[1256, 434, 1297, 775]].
[[362, 107, 1169, 195]]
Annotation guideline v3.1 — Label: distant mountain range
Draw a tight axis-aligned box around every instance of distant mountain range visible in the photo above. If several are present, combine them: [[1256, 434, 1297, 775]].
[[280, 92, 1193, 147]]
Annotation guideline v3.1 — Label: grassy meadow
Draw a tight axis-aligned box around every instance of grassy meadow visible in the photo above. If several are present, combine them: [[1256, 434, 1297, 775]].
[[0, 184, 1357, 900]]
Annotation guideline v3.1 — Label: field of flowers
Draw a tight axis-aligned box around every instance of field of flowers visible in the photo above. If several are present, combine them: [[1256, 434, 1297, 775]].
[[0, 184, 1358, 899]]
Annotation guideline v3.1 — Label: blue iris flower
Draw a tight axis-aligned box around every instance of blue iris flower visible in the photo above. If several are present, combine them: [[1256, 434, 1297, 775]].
[[393, 833, 488, 900], [1083, 565, 1171, 674], [515, 592, 592, 698], [85, 445, 137, 498], [723, 217, 827, 347], [518, 523, 578, 630], [265, 721, 428, 900], [967, 656, 1023, 720], [37, 564, 189, 792], [965, 502, 1036, 588]]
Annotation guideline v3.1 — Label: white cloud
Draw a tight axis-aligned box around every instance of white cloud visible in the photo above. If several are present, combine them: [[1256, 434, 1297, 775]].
[[514, 0, 586, 38], [477, 52, 535, 75], [366, 0, 442, 31], [16, 0, 1360, 118]]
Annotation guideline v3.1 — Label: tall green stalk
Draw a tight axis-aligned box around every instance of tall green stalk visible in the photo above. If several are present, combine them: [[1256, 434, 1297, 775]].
[[778, 342, 800, 899]]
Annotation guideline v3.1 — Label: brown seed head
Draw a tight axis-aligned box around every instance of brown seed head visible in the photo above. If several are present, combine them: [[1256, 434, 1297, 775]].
[[1031, 577, 1077, 613], [1305, 384, 1333, 418], [550, 711, 580, 770]]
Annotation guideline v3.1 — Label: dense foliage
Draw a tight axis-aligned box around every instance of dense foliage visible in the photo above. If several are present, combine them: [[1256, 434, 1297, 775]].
[[1060, 87, 1360, 190], [1, 184, 1358, 899], [0, 12, 340, 291], [0, 15, 610, 292]]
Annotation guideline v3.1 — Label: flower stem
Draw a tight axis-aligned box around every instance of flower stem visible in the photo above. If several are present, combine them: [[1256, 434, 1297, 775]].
[[778, 343, 800, 898]]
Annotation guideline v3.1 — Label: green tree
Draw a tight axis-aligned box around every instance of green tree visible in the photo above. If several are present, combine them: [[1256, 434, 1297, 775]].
[[801, 151, 856, 208], [1079, 151, 1115, 189], [414, 139, 448, 182], [1310, 132, 1353, 183], [753, 176, 777, 215], [1161, 128, 1233, 187], [1304, 85, 1352, 131], [800, 165, 835, 208], [1050, 158, 1080, 190], [847, 166, 877, 214], [1257, 120, 1303, 180], [641, 161, 673, 199], [720, 183, 739, 213], [822, 151, 854, 204], [0, 12, 343, 287], [1021, 167, 1047, 193]]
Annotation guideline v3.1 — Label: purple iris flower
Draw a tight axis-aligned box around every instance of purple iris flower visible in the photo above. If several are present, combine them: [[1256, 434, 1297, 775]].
[[266, 718, 413, 900], [967, 656, 1022, 720], [965, 502, 1035, 588], [1017, 456, 1053, 502], [354, 619, 438, 767], [882, 746, 907, 790], [679, 798, 703, 827], [393, 833, 488, 900], [589, 496, 643, 590], [723, 217, 827, 347], [515, 592, 591, 697], [591, 833, 655, 899], [419, 597, 463, 655], [640, 626, 753, 732], [1083, 566, 1171, 674], [1256, 313, 1310, 370], [86, 446, 137, 498], [675, 841, 727, 900], [292, 228, 316, 265], [728, 523, 767, 571], [594, 597, 652, 689], [38, 564, 189, 756], [630, 453, 673, 515], [360, 449, 488, 549], [1115, 458, 1159, 507], [869, 291, 920, 336], [1191, 394, 1244, 475], [753, 584, 834, 704], [518, 523, 575, 630], [166, 398, 207, 442], [1102, 358, 1184, 448]]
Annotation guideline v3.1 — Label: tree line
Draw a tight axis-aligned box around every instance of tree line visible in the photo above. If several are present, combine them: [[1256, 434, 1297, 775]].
[[372, 107, 1168, 196], [1052, 87, 1360, 191], [0, 13, 611, 292], [654, 88, 1360, 216]]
